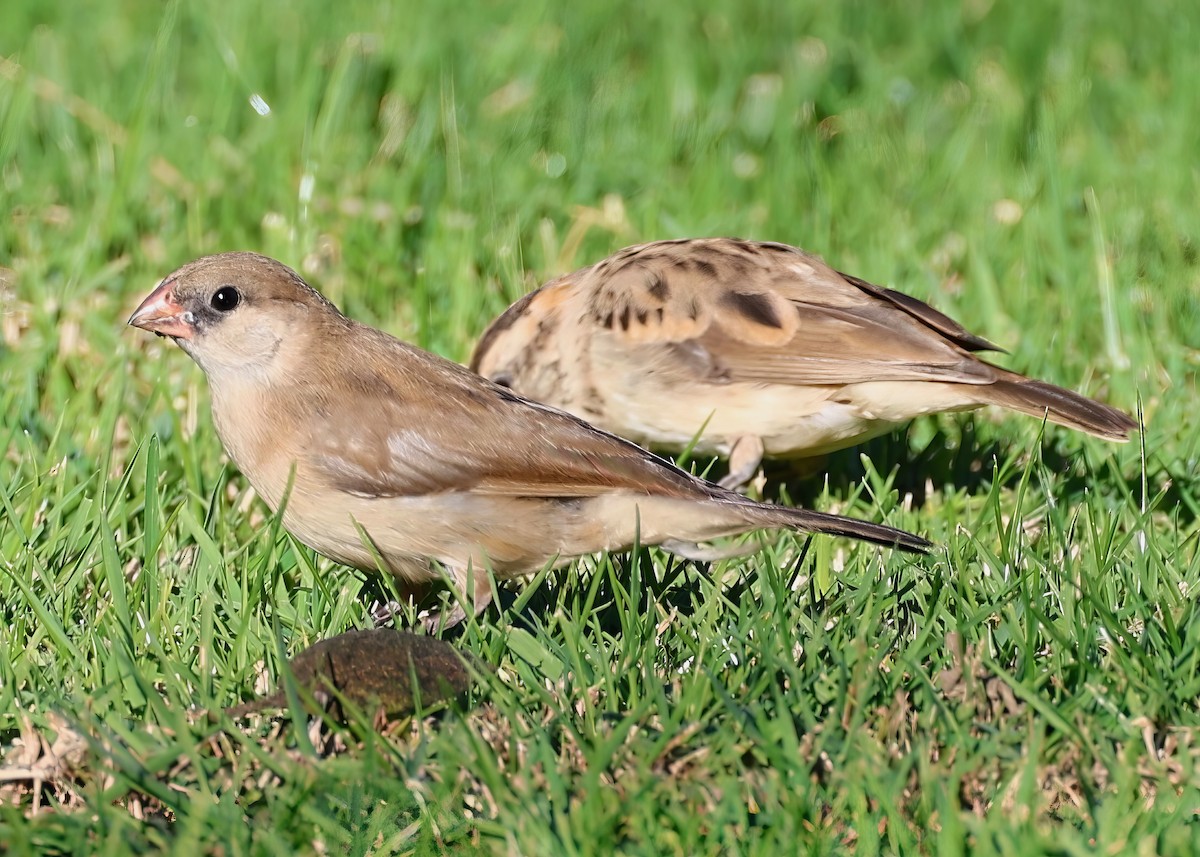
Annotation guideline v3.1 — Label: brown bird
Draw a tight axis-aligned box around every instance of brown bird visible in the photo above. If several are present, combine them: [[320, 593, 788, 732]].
[[471, 238, 1137, 488], [129, 252, 928, 627]]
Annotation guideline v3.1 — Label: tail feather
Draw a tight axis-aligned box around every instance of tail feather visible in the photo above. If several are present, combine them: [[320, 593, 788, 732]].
[[746, 502, 932, 554], [982, 371, 1137, 441]]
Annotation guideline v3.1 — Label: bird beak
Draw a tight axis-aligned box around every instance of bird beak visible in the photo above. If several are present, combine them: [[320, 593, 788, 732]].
[[128, 281, 194, 340]]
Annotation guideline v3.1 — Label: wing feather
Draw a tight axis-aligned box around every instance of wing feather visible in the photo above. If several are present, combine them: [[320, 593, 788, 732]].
[[577, 238, 1002, 387], [303, 329, 710, 501]]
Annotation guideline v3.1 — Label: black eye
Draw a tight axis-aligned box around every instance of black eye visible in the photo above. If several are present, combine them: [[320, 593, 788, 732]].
[[492, 373, 514, 389], [211, 286, 241, 312]]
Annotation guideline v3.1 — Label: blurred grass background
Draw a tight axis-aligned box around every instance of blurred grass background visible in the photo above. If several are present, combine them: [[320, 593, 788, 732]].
[[1, 0, 1198, 852]]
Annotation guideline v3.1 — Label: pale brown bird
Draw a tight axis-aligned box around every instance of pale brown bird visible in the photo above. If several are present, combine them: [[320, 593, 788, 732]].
[[471, 238, 1137, 488], [129, 252, 928, 627]]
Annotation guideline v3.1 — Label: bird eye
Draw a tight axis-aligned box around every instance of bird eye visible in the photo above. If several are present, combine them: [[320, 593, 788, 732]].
[[211, 286, 241, 312], [492, 373, 514, 389]]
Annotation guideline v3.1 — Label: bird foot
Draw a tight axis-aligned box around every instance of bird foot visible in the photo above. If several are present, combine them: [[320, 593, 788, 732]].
[[718, 435, 765, 492]]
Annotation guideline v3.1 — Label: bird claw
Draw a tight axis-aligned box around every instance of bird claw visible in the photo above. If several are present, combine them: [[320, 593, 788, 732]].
[[660, 539, 755, 563]]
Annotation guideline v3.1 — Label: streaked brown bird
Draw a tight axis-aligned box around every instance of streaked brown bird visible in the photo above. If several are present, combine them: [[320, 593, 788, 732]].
[[471, 238, 1137, 488], [129, 252, 928, 627]]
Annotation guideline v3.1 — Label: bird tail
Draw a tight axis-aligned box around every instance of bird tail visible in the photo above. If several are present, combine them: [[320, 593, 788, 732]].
[[978, 369, 1137, 441], [737, 502, 931, 554], [627, 492, 931, 557]]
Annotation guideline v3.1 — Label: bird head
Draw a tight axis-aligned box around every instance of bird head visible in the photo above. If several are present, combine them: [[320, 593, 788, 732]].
[[129, 252, 342, 379]]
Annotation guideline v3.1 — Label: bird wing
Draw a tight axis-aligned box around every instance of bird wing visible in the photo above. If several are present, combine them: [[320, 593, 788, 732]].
[[304, 330, 710, 501], [577, 238, 1003, 387]]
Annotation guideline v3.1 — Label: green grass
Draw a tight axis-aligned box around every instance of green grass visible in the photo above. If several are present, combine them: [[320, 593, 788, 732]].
[[1, 0, 1199, 852]]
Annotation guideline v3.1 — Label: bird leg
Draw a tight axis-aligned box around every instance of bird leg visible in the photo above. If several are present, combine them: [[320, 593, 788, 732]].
[[367, 564, 495, 632], [421, 564, 495, 633], [718, 434, 765, 491]]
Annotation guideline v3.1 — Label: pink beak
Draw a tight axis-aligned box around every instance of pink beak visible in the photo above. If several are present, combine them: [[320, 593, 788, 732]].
[[128, 281, 194, 340]]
